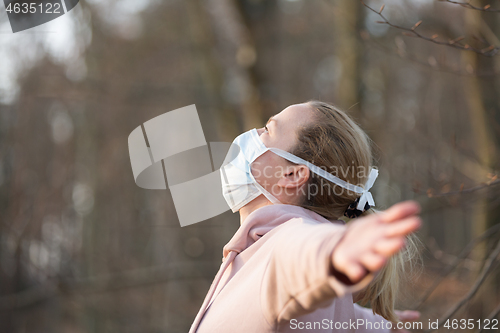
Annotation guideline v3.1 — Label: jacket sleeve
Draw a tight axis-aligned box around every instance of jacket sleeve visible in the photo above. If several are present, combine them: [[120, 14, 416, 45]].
[[260, 217, 376, 324], [353, 304, 391, 333]]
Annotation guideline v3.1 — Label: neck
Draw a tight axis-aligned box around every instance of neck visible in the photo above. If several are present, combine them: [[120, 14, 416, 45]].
[[239, 195, 273, 225]]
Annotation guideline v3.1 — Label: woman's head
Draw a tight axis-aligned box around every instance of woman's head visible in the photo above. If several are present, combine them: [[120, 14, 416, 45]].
[[252, 100, 373, 220], [251, 103, 315, 207], [290, 100, 373, 220]]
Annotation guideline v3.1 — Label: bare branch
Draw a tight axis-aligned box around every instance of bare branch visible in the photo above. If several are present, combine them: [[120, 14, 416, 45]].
[[478, 302, 500, 332], [362, 34, 500, 77], [424, 239, 500, 332], [360, 1, 500, 56], [414, 223, 500, 309], [431, 178, 500, 197], [427, 237, 481, 271], [439, 0, 500, 13]]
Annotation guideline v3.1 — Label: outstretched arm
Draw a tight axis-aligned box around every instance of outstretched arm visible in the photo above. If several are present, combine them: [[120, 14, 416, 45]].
[[331, 201, 421, 284], [261, 201, 421, 323]]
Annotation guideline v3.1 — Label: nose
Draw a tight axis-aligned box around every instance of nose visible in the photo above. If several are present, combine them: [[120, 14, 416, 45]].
[[256, 127, 265, 136]]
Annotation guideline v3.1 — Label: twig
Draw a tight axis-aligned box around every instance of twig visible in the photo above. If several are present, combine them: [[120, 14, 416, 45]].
[[360, 1, 500, 56], [424, 239, 500, 332], [427, 237, 480, 271], [440, 0, 500, 13], [432, 178, 500, 197], [414, 223, 500, 309], [362, 35, 500, 77]]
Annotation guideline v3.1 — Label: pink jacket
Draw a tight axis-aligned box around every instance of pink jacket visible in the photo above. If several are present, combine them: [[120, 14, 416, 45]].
[[190, 204, 391, 332]]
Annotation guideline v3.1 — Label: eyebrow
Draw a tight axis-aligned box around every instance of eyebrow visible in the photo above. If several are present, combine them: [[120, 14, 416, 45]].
[[266, 116, 277, 126]]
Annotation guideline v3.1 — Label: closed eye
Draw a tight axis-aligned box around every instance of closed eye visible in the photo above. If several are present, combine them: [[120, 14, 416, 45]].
[[265, 116, 276, 134]]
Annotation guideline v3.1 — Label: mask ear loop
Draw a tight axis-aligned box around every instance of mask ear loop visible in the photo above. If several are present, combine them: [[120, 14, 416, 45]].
[[356, 168, 378, 210], [267, 147, 378, 209], [249, 128, 378, 208]]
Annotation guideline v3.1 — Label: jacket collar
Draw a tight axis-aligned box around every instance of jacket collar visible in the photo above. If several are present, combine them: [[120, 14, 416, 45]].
[[222, 204, 342, 258]]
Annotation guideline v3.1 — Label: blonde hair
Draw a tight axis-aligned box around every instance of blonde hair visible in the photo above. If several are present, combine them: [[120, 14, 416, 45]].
[[290, 100, 421, 322]]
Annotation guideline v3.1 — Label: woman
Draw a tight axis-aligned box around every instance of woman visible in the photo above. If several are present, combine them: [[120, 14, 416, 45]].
[[189, 101, 421, 332]]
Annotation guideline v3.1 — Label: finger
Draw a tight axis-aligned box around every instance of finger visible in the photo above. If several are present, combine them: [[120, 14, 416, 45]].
[[373, 237, 406, 256], [380, 201, 421, 224], [398, 310, 421, 322], [385, 216, 422, 237], [359, 252, 387, 272], [344, 262, 368, 283]]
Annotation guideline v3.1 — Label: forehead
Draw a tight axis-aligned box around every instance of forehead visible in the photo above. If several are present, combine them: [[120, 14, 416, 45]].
[[274, 103, 315, 128], [266, 103, 315, 151]]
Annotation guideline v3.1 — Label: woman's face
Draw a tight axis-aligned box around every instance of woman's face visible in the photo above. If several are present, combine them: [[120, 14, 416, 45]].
[[251, 103, 316, 201]]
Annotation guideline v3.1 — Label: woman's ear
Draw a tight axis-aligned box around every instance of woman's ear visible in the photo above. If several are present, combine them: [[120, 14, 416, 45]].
[[277, 165, 310, 189]]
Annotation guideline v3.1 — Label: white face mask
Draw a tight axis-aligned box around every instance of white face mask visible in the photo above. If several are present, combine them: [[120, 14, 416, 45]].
[[220, 129, 281, 212], [220, 128, 379, 213]]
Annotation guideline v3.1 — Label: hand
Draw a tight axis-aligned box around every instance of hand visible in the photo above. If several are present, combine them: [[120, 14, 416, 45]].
[[391, 310, 421, 333], [331, 200, 421, 283]]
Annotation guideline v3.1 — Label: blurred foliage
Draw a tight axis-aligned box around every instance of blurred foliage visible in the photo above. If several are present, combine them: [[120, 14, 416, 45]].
[[0, 0, 499, 332]]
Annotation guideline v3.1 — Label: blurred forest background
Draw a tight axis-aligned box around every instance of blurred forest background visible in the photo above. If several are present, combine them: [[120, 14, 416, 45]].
[[0, 0, 500, 332]]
